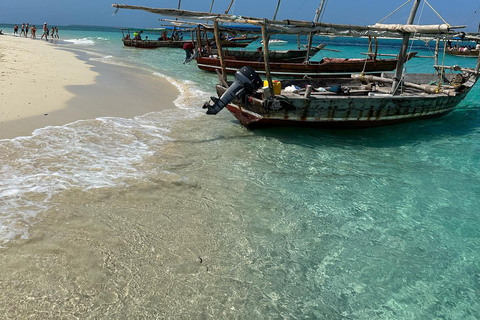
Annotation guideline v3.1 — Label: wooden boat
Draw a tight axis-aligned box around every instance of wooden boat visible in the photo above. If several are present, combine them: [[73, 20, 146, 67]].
[[122, 37, 255, 49], [122, 37, 193, 48], [191, 0, 416, 78], [121, 28, 256, 49], [445, 27, 480, 57], [446, 47, 479, 57], [112, 1, 480, 129], [213, 69, 478, 129], [121, 28, 194, 48], [195, 52, 418, 77]]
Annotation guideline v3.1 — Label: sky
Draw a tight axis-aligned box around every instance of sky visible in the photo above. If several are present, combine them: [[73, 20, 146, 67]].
[[2, 0, 480, 32]]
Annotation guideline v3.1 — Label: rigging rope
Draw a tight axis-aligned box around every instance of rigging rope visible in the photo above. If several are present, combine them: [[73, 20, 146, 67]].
[[293, 0, 308, 16], [423, 0, 449, 25], [377, 0, 412, 24], [319, 0, 329, 23], [467, 5, 480, 32]]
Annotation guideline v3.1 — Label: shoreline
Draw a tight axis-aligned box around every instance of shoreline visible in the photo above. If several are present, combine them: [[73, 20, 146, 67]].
[[0, 35, 179, 139]]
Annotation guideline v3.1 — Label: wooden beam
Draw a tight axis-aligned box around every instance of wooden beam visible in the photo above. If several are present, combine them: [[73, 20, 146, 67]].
[[196, 25, 202, 51], [214, 21, 227, 83], [261, 21, 274, 97]]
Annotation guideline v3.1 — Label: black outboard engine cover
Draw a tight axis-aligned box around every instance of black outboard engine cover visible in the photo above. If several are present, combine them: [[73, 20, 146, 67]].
[[203, 66, 262, 115]]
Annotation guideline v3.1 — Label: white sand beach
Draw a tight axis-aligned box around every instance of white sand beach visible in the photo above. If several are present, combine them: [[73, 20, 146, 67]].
[[0, 35, 179, 139]]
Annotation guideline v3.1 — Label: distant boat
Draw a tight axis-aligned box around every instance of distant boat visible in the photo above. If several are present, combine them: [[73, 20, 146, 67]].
[[445, 22, 480, 57], [446, 46, 480, 57], [121, 28, 257, 49], [445, 33, 480, 57], [260, 39, 287, 46], [121, 28, 193, 48]]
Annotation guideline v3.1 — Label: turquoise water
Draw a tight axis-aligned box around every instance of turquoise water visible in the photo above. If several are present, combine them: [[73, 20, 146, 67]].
[[1, 24, 480, 318]]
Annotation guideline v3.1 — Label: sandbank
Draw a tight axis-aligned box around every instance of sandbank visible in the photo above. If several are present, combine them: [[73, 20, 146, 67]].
[[0, 35, 179, 139]]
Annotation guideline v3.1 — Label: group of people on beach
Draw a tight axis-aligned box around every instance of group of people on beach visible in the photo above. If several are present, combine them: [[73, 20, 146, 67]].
[[13, 22, 59, 40]]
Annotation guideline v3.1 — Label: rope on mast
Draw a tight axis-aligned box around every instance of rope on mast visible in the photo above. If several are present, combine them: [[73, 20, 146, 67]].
[[423, 0, 449, 26], [377, 0, 413, 24]]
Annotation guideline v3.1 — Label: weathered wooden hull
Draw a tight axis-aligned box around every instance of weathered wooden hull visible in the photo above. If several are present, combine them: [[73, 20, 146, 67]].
[[197, 56, 410, 77], [216, 74, 476, 129]]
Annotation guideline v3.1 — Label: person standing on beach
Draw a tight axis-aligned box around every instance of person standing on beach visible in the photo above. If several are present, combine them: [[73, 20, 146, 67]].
[[55, 27, 59, 38], [25, 23, 29, 37], [40, 22, 48, 40], [20, 23, 25, 37], [13, 24, 18, 35], [31, 25, 36, 38], [51, 26, 55, 38]]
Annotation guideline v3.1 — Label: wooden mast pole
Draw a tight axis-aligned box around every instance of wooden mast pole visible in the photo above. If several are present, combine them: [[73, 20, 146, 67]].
[[171, 0, 182, 38], [391, 0, 421, 94], [434, 38, 440, 67], [196, 25, 202, 51], [264, 0, 282, 46], [209, 0, 215, 13], [261, 20, 274, 97], [225, 0, 234, 14], [273, 0, 281, 20], [305, 0, 326, 62], [214, 20, 227, 83]]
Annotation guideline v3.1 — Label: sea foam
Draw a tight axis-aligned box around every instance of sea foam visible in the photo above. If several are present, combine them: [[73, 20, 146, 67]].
[[64, 38, 96, 45], [0, 110, 188, 246]]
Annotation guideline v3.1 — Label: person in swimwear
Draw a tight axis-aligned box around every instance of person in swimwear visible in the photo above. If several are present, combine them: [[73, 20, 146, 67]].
[[41, 22, 48, 40], [30, 25, 36, 38]]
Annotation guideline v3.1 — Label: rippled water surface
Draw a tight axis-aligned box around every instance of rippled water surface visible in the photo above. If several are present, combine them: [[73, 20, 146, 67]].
[[1, 24, 480, 319]]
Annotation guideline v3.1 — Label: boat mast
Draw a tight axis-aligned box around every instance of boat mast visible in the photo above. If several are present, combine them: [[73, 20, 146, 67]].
[[305, 0, 326, 62], [209, 0, 215, 13], [172, 0, 182, 36], [225, 0, 234, 14], [273, 0, 281, 20], [264, 0, 282, 46], [391, 0, 421, 94]]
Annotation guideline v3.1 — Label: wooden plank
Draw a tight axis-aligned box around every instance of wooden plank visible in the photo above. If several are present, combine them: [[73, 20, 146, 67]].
[[214, 21, 227, 83], [261, 21, 274, 97]]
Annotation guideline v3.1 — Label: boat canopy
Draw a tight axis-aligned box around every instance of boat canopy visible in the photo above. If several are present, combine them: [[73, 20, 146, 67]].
[[159, 19, 263, 34], [112, 4, 465, 39]]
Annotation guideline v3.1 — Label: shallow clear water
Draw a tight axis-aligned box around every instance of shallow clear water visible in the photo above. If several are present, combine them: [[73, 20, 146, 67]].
[[1, 24, 480, 319]]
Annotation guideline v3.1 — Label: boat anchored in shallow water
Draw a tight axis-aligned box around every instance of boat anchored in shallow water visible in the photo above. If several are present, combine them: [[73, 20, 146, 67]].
[[112, 1, 480, 129]]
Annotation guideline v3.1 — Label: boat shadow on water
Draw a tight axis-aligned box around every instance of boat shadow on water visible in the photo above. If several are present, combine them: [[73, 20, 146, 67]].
[[249, 102, 480, 148]]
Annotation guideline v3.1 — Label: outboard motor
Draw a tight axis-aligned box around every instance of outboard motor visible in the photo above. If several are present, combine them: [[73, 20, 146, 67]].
[[203, 66, 262, 115]]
